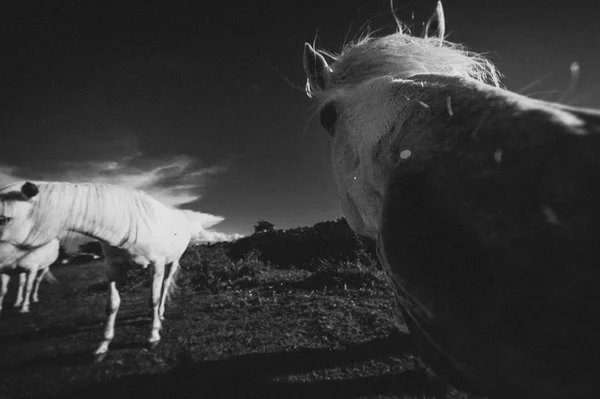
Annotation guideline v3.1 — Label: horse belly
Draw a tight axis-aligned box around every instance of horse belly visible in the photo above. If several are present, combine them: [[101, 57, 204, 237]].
[[0, 264, 25, 275], [130, 254, 151, 268]]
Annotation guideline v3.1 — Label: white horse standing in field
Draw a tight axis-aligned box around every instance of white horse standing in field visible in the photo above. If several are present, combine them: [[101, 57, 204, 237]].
[[0, 181, 192, 360], [0, 238, 60, 315], [304, 2, 600, 399]]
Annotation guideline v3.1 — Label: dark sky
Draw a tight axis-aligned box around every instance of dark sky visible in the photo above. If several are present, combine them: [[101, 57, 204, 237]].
[[1, 0, 599, 238]]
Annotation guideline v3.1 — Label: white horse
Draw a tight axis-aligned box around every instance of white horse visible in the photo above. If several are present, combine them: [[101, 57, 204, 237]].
[[0, 238, 60, 315], [304, 2, 600, 398], [0, 181, 192, 360]]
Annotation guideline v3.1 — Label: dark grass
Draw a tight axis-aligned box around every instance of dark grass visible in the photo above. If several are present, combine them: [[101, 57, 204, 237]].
[[0, 251, 484, 399]]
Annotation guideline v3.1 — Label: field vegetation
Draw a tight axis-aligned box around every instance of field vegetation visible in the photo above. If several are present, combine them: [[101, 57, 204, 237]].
[[0, 219, 481, 399]]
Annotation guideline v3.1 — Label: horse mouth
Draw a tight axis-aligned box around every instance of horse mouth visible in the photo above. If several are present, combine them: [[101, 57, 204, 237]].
[[342, 193, 374, 238]]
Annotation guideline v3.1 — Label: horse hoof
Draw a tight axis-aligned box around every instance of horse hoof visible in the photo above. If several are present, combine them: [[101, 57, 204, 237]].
[[148, 340, 160, 350], [94, 352, 108, 363], [18, 308, 30, 314]]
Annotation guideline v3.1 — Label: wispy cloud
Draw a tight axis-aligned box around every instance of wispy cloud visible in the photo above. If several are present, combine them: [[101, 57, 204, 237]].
[[0, 132, 241, 243], [181, 210, 243, 243], [191, 229, 244, 244], [56, 154, 226, 208]]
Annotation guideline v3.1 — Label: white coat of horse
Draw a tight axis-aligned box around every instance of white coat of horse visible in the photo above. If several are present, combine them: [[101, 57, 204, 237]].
[[0, 181, 192, 360]]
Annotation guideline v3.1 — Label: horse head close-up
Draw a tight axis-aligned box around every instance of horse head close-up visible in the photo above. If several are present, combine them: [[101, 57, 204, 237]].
[[304, 1, 600, 398]]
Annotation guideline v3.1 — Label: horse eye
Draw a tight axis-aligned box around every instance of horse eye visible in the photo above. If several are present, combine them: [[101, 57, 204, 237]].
[[320, 102, 337, 136], [0, 216, 11, 225]]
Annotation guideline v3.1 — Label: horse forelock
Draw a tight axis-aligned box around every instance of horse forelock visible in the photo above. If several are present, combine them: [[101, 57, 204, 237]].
[[309, 32, 502, 106]]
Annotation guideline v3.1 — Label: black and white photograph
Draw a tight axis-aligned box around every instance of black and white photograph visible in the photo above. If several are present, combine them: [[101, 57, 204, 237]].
[[2, 1, 600, 398]]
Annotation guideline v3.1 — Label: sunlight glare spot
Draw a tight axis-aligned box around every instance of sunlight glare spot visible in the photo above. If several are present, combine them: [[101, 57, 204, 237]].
[[541, 206, 561, 225], [494, 149, 503, 163]]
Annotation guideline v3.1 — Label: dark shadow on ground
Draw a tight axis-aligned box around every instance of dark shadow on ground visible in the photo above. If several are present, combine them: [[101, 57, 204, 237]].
[[37, 331, 446, 399], [3, 339, 159, 374], [2, 349, 97, 371], [0, 313, 150, 343], [230, 270, 387, 293]]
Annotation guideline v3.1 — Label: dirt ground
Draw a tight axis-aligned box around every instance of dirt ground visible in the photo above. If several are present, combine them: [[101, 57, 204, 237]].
[[0, 260, 481, 399]]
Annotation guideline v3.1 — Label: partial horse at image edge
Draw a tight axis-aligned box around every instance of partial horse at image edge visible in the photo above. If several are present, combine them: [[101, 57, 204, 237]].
[[0, 181, 193, 360], [304, 2, 600, 398], [0, 238, 60, 315]]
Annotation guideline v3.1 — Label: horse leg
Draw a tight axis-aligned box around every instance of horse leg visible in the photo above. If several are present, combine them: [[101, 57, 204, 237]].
[[148, 261, 165, 349], [32, 268, 48, 303], [19, 269, 37, 313], [0, 274, 9, 316], [14, 273, 25, 308], [158, 261, 179, 321], [94, 263, 124, 360]]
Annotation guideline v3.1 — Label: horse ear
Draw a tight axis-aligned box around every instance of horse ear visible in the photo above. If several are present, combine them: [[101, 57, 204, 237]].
[[21, 182, 39, 199], [422, 1, 446, 42], [303, 43, 333, 97]]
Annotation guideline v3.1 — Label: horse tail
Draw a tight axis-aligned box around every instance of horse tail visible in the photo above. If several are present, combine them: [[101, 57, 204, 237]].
[[43, 269, 60, 285], [165, 260, 181, 301]]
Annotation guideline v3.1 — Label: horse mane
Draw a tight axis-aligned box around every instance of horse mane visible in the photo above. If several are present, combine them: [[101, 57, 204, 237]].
[[307, 32, 502, 104], [3, 181, 168, 247]]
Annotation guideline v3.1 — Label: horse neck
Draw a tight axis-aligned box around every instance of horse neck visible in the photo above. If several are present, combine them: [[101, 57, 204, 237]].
[[59, 184, 135, 247]]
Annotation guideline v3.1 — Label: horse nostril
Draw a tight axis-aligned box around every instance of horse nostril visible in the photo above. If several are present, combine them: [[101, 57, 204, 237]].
[[320, 102, 337, 136]]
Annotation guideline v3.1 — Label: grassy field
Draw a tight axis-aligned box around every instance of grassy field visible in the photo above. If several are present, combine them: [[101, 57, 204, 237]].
[[0, 249, 482, 399]]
